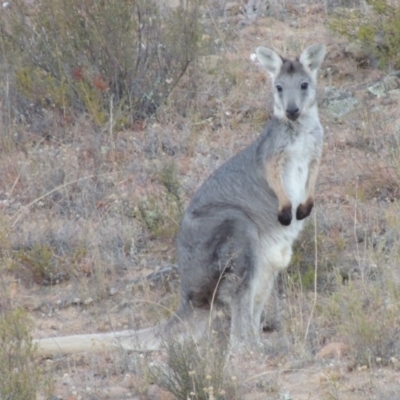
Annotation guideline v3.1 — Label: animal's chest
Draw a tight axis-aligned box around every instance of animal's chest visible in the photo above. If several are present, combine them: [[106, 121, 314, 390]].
[[283, 136, 313, 206]]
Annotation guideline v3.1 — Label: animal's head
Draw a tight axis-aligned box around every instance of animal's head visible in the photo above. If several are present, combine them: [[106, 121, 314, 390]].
[[256, 44, 326, 122]]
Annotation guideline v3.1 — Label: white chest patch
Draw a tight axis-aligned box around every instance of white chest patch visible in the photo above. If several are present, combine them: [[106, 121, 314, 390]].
[[283, 135, 312, 208]]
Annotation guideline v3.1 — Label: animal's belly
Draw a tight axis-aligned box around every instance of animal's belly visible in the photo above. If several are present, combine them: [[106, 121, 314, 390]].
[[258, 230, 299, 272]]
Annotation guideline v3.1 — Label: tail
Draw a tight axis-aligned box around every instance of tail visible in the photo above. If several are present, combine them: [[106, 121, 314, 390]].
[[33, 325, 165, 357], [33, 308, 219, 357]]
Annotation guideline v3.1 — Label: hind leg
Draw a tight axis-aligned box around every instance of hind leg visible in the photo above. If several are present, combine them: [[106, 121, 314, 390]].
[[230, 258, 277, 350], [252, 271, 277, 332], [229, 285, 260, 349], [226, 232, 264, 350], [178, 212, 266, 350], [252, 240, 293, 335]]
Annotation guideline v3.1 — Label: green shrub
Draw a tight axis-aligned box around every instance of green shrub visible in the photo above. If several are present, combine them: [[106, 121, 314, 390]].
[[0, 308, 48, 399], [151, 336, 227, 400], [0, 0, 209, 125], [138, 161, 183, 239], [329, 0, 400, 68], [320, 280, 400, 366], [13, 243, 67, 286]]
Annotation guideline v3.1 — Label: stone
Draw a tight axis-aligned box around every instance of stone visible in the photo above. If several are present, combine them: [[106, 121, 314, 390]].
[[321, 86, 358, 118]]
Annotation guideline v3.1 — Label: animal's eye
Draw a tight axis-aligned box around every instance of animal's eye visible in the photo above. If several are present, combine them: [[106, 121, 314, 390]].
[[276, 85, 283, 93], [301, 82, 308, 90]]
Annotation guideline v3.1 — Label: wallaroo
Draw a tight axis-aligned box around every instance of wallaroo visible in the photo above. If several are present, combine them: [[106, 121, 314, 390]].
[[34, 43, 326, 356]]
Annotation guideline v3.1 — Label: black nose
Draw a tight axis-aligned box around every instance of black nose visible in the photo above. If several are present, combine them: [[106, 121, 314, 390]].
[[286, 107, 300, 121]]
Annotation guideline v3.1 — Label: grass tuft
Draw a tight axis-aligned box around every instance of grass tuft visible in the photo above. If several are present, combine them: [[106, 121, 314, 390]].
[[0, 307, 50, 399]]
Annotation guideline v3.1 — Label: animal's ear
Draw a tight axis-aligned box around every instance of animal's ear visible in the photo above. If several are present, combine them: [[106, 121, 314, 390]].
[[299, 44, 326, 74], [256, 47, 283, 78]]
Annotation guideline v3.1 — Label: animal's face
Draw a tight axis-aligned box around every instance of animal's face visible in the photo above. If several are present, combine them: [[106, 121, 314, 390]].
[[272, 59, 316, 121], [256, 44, 326, 122]]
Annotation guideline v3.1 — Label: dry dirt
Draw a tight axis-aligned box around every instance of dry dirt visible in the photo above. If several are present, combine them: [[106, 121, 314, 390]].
[[2, 2, 400, 399]]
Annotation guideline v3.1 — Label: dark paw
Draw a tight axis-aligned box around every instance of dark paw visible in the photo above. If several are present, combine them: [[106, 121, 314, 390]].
[[296, 198, 314, 220], [278, 206, 292, 226]]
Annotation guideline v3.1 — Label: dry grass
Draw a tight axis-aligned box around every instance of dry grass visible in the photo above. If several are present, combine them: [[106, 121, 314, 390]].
[[1, 0, 400, 399]]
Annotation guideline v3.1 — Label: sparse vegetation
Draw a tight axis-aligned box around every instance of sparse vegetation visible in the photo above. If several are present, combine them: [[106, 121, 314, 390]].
[[318, 273, 400, 366], [151, 336, 228, 400], [138, 161, 184, 239], [1, 0, 400, 398], [0, 0, 210, 127], [329, 0, 400, 68], [13, 243, 67, 285], [0, 307, 49, 399]]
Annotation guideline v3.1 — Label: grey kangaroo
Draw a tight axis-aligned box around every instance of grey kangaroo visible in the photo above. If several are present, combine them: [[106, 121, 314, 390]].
[[34, 44, 326, 355]]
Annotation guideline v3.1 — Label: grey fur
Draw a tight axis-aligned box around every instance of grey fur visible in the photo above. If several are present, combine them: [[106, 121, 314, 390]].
[[33, 44, 326, 355], [175, 44, 326, 349]]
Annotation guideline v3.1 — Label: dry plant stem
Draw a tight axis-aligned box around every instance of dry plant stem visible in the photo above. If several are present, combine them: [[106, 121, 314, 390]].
[[109, 94, 116, 167], [244, 370, 279, 383], [205, 3, 228, 54], [353, 180, 364, 282], [245, 367, 323, 383], [354, 180, 360, 261], [304, 209, 318, 343], [11, 172, 118, 227], [353, 181, 368, 293], [207, 257, 234, 339], [9, 137, 46, 197], [163, 213, 181, 228]]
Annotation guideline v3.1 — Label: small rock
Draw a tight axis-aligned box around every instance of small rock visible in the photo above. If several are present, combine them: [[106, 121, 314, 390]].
[[368, 81, 387, 97], [109, 287, 117, 296], [368, 72, 400, 97], [322, 86, 358, 118], [84, 297, 93, 305], [383, 72, 400, 89], [62, 373, 70, 385]]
